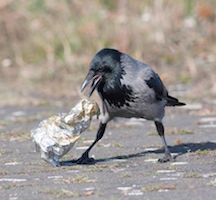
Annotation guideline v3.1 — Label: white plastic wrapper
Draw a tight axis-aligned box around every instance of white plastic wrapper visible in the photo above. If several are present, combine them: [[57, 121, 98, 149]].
[[31, 99, 100, 166]]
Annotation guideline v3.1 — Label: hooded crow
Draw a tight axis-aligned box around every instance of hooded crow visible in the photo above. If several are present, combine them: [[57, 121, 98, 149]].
[[79, 48, 185, 164]]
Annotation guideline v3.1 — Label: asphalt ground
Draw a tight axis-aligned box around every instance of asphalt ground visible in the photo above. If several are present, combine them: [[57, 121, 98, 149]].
[[0, 103, 216, 200]]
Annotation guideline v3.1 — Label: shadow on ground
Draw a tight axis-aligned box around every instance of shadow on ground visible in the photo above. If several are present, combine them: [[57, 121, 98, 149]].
[[60, 141, 216, 166]]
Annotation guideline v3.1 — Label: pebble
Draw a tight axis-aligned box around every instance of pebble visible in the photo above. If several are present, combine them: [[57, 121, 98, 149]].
[[48, 176, 63, 179]]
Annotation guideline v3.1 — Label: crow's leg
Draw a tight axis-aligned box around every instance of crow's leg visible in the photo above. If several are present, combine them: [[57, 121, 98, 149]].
[[77, 123, 107, 164], [154, 121, 173, 163]]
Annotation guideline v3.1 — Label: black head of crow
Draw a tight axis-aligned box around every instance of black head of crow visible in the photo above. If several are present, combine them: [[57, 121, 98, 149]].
[[81, 49, 124, 96], [78, 48, 185, 164]]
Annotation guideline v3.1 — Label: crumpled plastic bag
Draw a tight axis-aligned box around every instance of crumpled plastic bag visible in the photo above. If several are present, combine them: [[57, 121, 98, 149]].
[[31, 99, 100, 166]]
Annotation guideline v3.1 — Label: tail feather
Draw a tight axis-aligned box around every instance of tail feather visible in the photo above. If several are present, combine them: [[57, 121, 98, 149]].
[[166, 95, 186, 107]]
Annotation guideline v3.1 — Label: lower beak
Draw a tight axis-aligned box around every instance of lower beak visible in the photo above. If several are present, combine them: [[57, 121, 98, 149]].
[[81, 72, 102, 97], [81, 79, 89, 92]]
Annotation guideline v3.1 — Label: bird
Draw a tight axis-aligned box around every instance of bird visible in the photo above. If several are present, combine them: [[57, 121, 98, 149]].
[[78, 48, 185, 164]]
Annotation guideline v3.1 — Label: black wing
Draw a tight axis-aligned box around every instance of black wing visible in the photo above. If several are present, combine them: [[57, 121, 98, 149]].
[[145, 73, 167, 100], [145, 72, 185, 106]]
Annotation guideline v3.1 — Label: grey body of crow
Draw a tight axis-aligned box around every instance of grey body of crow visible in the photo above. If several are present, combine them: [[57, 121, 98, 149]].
[[77, 48, 185, 165], [102, 53, 185, 122]]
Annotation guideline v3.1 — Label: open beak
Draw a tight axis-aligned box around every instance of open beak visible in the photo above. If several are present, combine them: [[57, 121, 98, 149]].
[[81, 71, 102, 97]]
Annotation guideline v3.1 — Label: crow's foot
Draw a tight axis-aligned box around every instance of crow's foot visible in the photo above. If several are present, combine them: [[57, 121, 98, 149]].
[[158, 153, 174, 163], [76, 154, 95, 165]]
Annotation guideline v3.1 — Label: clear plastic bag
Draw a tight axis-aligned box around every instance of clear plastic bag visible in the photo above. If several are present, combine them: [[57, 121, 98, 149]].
[[31, 99, 100, 166]]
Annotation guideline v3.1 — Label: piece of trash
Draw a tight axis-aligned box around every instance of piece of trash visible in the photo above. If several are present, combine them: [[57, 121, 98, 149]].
[[160, 177, 178, 181], [144, 158, 158, 163], [211, 178, 216, 186], [199, 124, 216, 128], [125, 118, 146, 126], [9, 195, 18, 200], [76, 146, 89, 150], [100, 143, 111, 148], [111, 159, 127, 163], [0, 178, 27, 182], [171, 162, 188, 166], [67, 170, 80, 174], [157, 170, 176, 174], [144, 147, 159, 152], [127, 189, 143, 196], [31, 99, 100, 167], [12, 111, 26, 117], [158, 189, 169, 192], [184, 17, 196, 28], [118, 186, 143, 196], [5, 162, 21, 166], [203, 173, 216, 178], [198, 117, 216, 128], [199, 117, 216, 123], [83, 140, 94, 144], [48, 176, 63, 179], [111, 168, 125, 173], [117, 186, 132, 191], [84, 187, 95, 191], [182, 103, 202, 110], [2, 58, 12, 68], [168, 173, 182, 177]]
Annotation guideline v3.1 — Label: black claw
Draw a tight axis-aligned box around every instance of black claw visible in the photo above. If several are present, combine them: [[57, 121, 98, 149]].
[[76, 156, 96, 165], [158, 154, 174, 163]]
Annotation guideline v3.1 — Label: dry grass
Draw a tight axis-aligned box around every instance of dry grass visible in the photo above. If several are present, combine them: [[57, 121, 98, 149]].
[[142, 184, 176, 192], [148, 128, 193, 136], [194, 149, 216, 157], [0, 131, 30, 141], [0, 0, 216, 106], [60, 175, 95, 184], [183, 172, 202, 178]]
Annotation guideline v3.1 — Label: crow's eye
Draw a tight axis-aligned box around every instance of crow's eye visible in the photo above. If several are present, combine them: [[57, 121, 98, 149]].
[[90, 68, 96, 73], [103, 65, 112, 73]]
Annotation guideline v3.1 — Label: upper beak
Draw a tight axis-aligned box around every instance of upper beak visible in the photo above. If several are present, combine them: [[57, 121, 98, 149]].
[[81, 71, 102, 97]]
